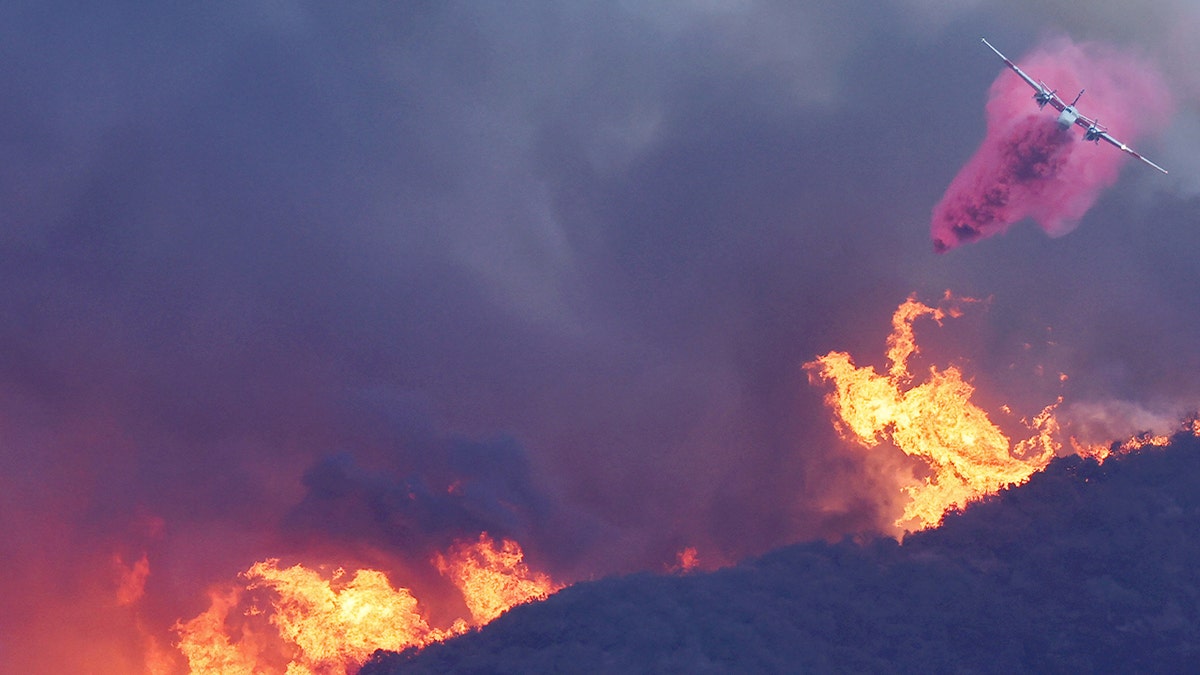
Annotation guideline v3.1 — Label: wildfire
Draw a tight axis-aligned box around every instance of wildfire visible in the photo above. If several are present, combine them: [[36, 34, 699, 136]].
[[175, 534, 558, 674], [1073, 431, 1172, 463], [175, 565, 436, 675], [436, 533, 562, 625], [806, 293, 1058, 531], [175, 589, 265, 675], [669, 547, 701, 574]]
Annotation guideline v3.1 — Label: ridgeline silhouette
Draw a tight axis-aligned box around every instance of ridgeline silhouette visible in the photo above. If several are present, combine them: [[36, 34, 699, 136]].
[[363, 429, 1200, 673]]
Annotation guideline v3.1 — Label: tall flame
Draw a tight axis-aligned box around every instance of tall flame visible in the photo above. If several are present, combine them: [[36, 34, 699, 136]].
[[174, 534, 559, 674], [436, 533, 562, 625], [805, 294, 1058, 531], [248, 561, 438, 673]]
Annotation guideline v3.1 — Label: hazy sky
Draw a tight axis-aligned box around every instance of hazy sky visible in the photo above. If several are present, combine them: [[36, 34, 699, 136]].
[[2, 2, 1198, 672]]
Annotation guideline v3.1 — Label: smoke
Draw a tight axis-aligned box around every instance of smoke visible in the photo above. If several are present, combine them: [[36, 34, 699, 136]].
[[932, 36, 1174, 252], [1057, 398, 1184, 445], [285, 437, 565, 568]]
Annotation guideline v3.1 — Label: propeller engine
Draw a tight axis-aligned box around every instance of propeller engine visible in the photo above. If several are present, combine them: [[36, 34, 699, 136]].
[[1033, 83, 1056, 108]]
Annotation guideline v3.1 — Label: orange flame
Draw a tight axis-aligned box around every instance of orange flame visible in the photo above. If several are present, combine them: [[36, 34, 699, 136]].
[[1072, 431, 1172, 463], [436, 533, 561, 625], [669, 547, 701, 574], [174, 588, 264, 675], [175, 563, 441, 674], [806, 294, 1058, 531], [174, 535, 560, 673], [249, 560, 440, 672]]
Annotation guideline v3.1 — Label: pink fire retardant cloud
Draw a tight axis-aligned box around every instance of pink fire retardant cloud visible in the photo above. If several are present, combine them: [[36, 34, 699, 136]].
[[932, 37, 1174, 253]]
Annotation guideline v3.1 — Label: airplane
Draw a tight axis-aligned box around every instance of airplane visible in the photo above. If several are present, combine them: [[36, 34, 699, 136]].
[[981, 37, 1167, 174]]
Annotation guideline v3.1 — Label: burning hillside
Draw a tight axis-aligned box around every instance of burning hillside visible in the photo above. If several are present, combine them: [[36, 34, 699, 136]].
[[363, 431, 1200, 673], [354, 292, 1200, 673], [806, 293, 1059, 530], [173, 534, 558, 675], [117, 291, 1192, 674], [805, 292, 1162, 532]]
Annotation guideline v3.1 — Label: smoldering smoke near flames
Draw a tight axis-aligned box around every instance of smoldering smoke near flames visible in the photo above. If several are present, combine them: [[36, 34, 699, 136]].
[[285, 434, 559, 566], [932, 36, 1174, 252]]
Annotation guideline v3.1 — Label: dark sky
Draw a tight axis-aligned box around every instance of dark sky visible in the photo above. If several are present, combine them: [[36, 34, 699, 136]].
[[1, 2, 1198, 672]]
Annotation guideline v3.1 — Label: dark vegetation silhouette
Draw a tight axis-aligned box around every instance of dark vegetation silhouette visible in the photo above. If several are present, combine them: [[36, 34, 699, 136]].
[[362, 429, 1200, 673]]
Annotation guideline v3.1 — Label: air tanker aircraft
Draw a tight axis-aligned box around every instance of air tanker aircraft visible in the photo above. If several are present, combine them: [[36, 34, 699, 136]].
[[981, 37, 1167, 174]]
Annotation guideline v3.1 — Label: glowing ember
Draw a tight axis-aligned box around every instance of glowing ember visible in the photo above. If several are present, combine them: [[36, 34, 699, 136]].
[[669, 547, 701, 574], [436, 533, 561, 625], [806, 293, 1057, 531]]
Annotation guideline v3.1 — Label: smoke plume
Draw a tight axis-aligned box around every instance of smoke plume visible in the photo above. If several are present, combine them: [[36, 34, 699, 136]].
[[285, 436, 559, 566], [932, 37, 1173, 252]]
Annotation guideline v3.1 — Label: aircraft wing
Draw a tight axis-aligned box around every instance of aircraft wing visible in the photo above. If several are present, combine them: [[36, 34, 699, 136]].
[[981, 38, 1166, 175], [1070, 110, 1102, 138], [981, 38, 1062, 109], [1070, 112, 1161, 171], [1096, 130, 1168, 174], [1070, 111, 1168, 173]]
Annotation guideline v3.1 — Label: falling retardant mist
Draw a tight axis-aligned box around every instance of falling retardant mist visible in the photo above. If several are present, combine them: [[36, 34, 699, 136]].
[[932, 36, 1173, 252]]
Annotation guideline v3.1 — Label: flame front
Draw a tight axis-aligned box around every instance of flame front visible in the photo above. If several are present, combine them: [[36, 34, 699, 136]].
[[806, 294, 1057, 531], [248, 560, 437, 673], [174, 534, 559, 674], [436, 533, 561, 625], [175, 564, 435, 675], [174, 589, 264, 675]]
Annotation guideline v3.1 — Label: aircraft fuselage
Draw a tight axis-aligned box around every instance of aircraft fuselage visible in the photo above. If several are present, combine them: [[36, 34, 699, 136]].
[[1056, 107, 1079, 129]]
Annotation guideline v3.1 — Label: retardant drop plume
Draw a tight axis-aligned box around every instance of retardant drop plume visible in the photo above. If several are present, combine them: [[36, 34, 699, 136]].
[[932, 37, 1173, 252]]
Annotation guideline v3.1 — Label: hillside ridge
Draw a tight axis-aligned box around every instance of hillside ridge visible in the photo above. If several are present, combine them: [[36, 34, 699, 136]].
[[363, 432, 1200, 673]]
